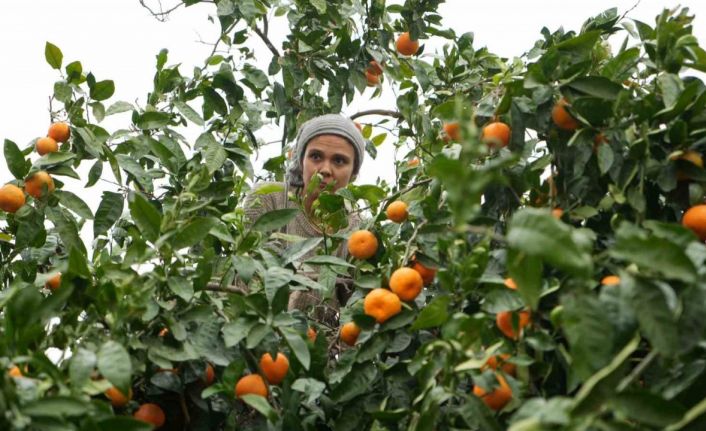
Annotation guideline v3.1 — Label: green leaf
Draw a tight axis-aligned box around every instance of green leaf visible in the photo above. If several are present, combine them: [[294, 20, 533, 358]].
[[609, 391, 685, 428], [44, 42, 63, 69], [507, 209, 593, 277], [561, 292, 615, 379], [56, 190, 93, 219], [252, 208, 299, 232], [46, 207, 85, 255], [167, 276, 194, 302], [54, 81, 73, 103], [223, 318, 257, 347], [202, 135, 227, 174], [90, 80, 115, 101], [95, 417, 153, 431], [22, 396, 89, 417], [94, 191, 124, 238], [97, 341, 132, 396], [309, 0, 327, 13], [304, 255, 355, 268], [330, 362, 377, 402], [507, 250, 543, 310], [283, 237, 323, 265], [4, 139, 29, 179], [264, 267, 293, 303], [171, 217, 218, 250], [627, 277, 678, 356], [174, 100, 204, 125], [135, 111, 171, 130], [566, 76, 623, 100], [34, 151, 76, 167], [280, 326, 310, 370], [128, 192, 161, 242], [86, 160, 103, 187], [596, 141, 614, 174], [658, 73, 683, 109], [291, 378, 326, 404], [68, 245, 91, 278], [411, 295, 450, 330], [609, 223, 697, 283], [241, 395, 279, 423], [69, 348, 97, 393], [106, 101, 134, 116]]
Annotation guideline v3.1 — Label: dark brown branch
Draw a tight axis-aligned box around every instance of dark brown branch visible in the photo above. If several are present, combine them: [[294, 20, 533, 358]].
[[205, 282, 248, 294], [350, 109, 403, 120], [253, 25, 281, 58]]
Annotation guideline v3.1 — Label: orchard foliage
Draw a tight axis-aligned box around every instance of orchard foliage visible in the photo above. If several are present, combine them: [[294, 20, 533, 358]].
[[2, 1, 706, 430]]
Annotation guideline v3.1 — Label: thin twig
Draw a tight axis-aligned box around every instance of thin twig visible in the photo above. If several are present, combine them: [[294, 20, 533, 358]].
[[138, 0, 184, 22], [619, 0, 642, 22], [350, 109, 403, 120], [616, 349, 657, 392]]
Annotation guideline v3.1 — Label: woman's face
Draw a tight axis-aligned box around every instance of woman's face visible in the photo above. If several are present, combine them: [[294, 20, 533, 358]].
[[301, 134, 356, 198]]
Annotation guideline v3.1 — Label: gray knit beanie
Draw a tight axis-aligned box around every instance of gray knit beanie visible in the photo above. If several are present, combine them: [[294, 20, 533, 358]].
[[286, 114, 366, 188]]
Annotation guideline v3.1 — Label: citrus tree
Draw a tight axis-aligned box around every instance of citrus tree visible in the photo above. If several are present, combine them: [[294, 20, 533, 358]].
[[2, 1, 706, 430]]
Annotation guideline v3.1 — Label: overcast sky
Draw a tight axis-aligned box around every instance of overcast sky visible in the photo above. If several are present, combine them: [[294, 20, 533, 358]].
[[1, 1, 705, 240]]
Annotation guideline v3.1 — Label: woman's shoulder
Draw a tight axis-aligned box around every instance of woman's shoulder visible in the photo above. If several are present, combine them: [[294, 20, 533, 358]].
[[243, 181, 289, 222]]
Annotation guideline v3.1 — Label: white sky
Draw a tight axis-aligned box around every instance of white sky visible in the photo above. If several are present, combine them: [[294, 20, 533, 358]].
[[1, 0, 705, 243]]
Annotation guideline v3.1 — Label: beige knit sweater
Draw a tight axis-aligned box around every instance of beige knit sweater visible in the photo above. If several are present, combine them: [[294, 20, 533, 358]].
[[243, 182, 361, 321]]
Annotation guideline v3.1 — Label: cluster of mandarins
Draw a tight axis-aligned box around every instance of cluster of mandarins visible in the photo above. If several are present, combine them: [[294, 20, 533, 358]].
[[0, 122, 69, 291], [552, 98, 706, 238], [341, 199, 436, 348], [100, 363, 216, 428], [364, 31, 420, 87], [0, 123, 67, 212]]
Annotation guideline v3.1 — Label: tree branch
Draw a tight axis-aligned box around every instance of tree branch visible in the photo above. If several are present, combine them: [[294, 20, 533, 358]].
[[138, 0, 183, 22], [350, 109, 403, 120], [253, 24, 281, 58]]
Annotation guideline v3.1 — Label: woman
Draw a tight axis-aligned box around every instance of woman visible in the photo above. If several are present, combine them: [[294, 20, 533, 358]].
[[244, 114, 366, 320]]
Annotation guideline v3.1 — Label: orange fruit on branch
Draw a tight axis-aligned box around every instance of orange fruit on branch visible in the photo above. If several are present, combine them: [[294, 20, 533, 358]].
[[472, 373, 512, 411], [347, 230, 378, 260], [389, 267, 423, 301], [235, 374, 268, 398], [46, 273, 62, 291], [36, 137, 59, 155], [105, 386, 133, 408], [412, 260, 436, 285], [396, 32, 419, 56], [307, 327, 317, 342], [340, 321, 361, 346], [48, 122, 70, 143], [682, 204, 706, 241], [203, 363, 215, 385], [367, 60, 383, 76], [8, 366, 23, 378], [672, 150, 704, 181], [0, 184, 25, 213], [364, 288, 402, 323], [484, 354, 517, 376], [259, 353, 289, 385], [551, 208, 564, 219], [443, 122, 461, 142], [503, 278, 517, 290], [601, 275, 620, 286], [386, 200, 408, 223], [552, 98, 579, 131], [24, 171, 55, 199], [133, 403, 165, 428], [481, 121, 511, 148], [366, 70, 380, 86], [496, 310, 531, 339]]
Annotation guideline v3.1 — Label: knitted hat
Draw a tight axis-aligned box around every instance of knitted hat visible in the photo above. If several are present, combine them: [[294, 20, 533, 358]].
[[286, 114, 366, 187]]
